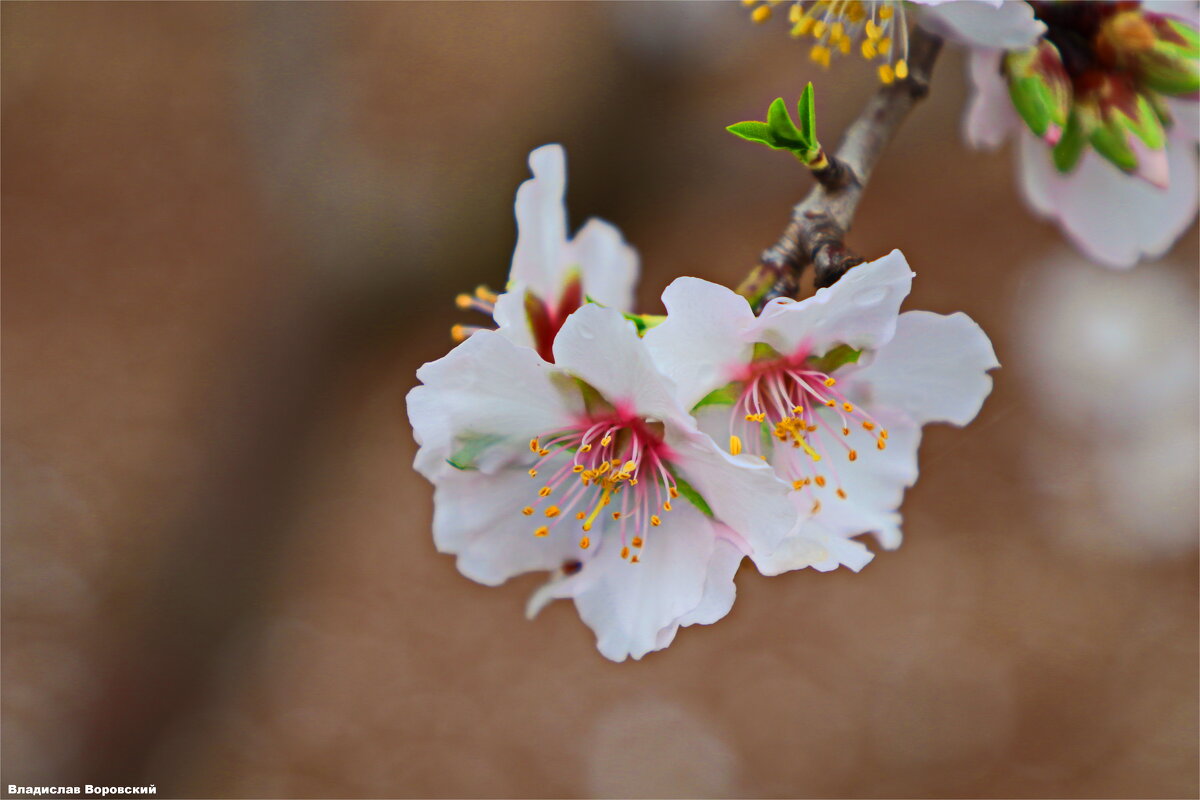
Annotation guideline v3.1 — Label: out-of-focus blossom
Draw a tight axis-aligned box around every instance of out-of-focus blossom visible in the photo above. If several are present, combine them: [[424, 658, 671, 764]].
[[961, 1, 1200, 268], [645, 251, 998, 574], [408, 304, 795, 661]]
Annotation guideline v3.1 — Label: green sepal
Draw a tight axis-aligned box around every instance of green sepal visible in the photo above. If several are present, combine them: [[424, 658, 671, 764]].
[[1090, 118, 1139, 172], [1139, 18, 1200, 95], [1053, 109, 1091, 173], [752, 341, 782, 361], [1005, 41, 1072, 139], [446, 433, 505, 471], [666, 465, 714, 518], [623, 312, 666, 335], [693, 383, 740, 410], [810, 344, 862, 373]]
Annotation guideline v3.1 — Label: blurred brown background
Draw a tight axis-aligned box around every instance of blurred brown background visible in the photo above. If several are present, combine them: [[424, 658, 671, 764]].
[[3, 2, 1197, 798]]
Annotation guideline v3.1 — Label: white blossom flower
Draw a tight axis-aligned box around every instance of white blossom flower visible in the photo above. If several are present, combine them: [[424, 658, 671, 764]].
[[958, 1, 1199, 268], [408, 303, 795, 661], [474, 144, 640, 362], [644, 251, 998, 574]]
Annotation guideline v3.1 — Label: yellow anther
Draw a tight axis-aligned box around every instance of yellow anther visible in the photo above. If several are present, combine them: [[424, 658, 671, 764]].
[[807, 423, 818, 432], [793, 16, 816, 36], [878, 63, 895, 84], [534, 526, 549, 537], [538, 448, 550, 456], [789, 3, 803, 23], [798, 437, 822, 462], [522, 506, 534, 516], [831, 22, 844, 40], [650, 515, 662, 527], [576, 511, 586, 520], [815, 475, 827, 487], [528, 468, 538, 478], [729, 435, 743, 456], [632, 536, 644, 548], [450, 324, 469, 342], [792, 479, 806, 490], [622, 460, 638, 474], [861, 39, 878, 59], [878, 37, 892, 55], [582, 488, 612, 532], [663, 501, 672, 512], [895, 59, 909, 79], [538, 486, 552, 497], [597, 461, 611, 474], [825, 399, 837, 407], [752, 4, 772, 22], [611, 511, 622, 520], [848, 449, 858, 461], [572, 464, 584, 473], [836, 488, 847, 499], [842, 427, 850, 436], [843, 402, 854, 412], [824, 377, 837, 387], [455, 293, 474, 310], [600, 435, 612, 447], [880, 429, 889, 440], [631, 554, 641, 564], [865, 19, 883, 39], [580, 444, 592, 453], [621, 546, 630, 559], [579, 536, 591, 549], [809, 44, 831, 67], [877, 439, 887, 450], [838, 37, 851, 54], [812, 20, 827, 38], [741, 0, 757, 6], [669, 487, 679, 498], [812, 499, 822, 513], [792, 406, 805, 415], [544, 506, 560, 518], [529, 438, 540, 452], [862, 420, 876, 431], [474, 286, 498, 303], [879, 4, 894, 19]]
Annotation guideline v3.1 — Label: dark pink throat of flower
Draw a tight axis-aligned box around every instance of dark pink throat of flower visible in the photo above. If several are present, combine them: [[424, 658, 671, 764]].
[[731, 351, 889, 513], [521, 408, 678, 563], [524, 280, 583, 364]]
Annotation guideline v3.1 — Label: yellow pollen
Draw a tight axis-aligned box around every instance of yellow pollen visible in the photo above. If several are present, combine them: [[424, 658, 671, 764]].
[[865, 19, 883, 39], [807, 423, 818, 432], [450, 324, 469, 343], [824, 377, 837, 387], [623, 460, 638, 474], [837, 36, 851, 54], [836, 488, 847, 499], [792, 16, 816, 36], [522, 506, 534, 516], [809, 44, 832, 67], [455, 293, 474, 310], [597, 461, 611, 475], [740, 0, 757, 6], [825, 399, 837, 408], [861, 39, 877, 59], [878, 36, 892, 55], [815, 475, 827, 487], [669, 487, 679, 498], [632, 536, 644, 548], [612, 511, 622, 520], [878, 63, 895, 84], [534, 526, 549, 537], [544, 506, 560, 518], [621, 546, 630, 559], [831, 21, 844, 39], [752, 4, 771, 22], [729, 435, 743, 456], [792, 406, 805, 415], [895, 59, 909, 79], [812, 19, 827, 38], [848, 449, 858, 461], [528, 468, 538, 478], [792, 479, 805, 490], [630, 478, 638, 486], [650, 515, 662, 527], [862, 421, 875, 431], [600, 435, 612, 447], [788, 3, 802, 22], [579, 536, 591, 549], [843, 402, 854, 412], [663, 501, 672, 512], [538, 486, 552, 497]]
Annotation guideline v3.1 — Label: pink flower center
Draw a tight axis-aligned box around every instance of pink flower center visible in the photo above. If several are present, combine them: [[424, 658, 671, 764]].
[[521, 409, 678, 562], [731, 349, 889, 512]]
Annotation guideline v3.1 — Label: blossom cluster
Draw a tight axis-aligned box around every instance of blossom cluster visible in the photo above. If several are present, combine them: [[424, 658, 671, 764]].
[[408, 146, 998, 661]]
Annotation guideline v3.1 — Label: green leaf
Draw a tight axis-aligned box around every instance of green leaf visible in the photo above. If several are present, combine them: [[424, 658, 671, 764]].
[[693, 383, 740, 410], [766, 97, 803, 146], [726, 120, 774, 145], [666, 466, 714, 518], [446, 433, 506, 471], [797, 82, 817, 145], [810, 344, 862, 373]]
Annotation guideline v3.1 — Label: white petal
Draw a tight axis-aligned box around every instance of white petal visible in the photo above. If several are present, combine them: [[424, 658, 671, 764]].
[[1017, 130, 1199, 268], [964, 49, 1018, 151], [751, 250, 914, 358], [643, 277, 757, 410], [754, 516, 875, 576], [552, 303, 685, 423], [491, 290, 536, 351], [569, 218, 639, 312], [566, 505, 718, 662], [851, 311, 999, 427], [675, 534, 745, 627], [407, 330, 578, 479], [665, 424, 796, 560], [919, 0, 1045, 49], [509, 144, 569, 300], [432, 461, 586, 586]]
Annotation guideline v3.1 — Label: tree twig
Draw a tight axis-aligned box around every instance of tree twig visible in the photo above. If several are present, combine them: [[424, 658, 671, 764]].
[[738, 27, 944, 307]]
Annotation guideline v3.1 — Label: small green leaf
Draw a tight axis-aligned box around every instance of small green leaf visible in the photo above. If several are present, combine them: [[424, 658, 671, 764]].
[[810, 344, 862, 373], [766, 97, 803, 146], [797, 82, 817, 145], [726, 120, 774, 145], [694, 383, 740, 410], [666, 466, 714, 518], [447, 433, 506, 471]]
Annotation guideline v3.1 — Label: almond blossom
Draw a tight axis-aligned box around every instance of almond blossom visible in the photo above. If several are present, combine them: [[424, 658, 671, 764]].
[[407, 303, 795, 661], [644, 251, 998, 574], [957, 1, 1199, 268], [455, 144, 639, 362]]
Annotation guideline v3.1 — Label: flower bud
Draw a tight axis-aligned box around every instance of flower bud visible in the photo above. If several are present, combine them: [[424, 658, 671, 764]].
[[1100, 9, 1200, 96], [1084, 76, 1167, 177], [1005, 40, 1073, 143]]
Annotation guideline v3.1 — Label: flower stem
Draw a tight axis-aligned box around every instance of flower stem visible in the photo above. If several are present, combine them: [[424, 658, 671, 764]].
[[737, 26, 944, 309]]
